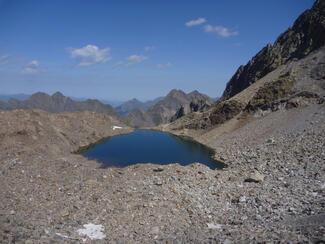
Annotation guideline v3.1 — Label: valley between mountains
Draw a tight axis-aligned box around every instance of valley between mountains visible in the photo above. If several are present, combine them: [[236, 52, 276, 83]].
[[1, 1, 325, 243]]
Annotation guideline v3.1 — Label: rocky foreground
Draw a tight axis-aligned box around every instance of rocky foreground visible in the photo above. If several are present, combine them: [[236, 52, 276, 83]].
[[0, 104, 324, 243]]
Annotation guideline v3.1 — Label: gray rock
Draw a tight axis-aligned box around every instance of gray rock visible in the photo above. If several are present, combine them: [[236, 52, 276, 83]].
[[244, 171, 265, 183]]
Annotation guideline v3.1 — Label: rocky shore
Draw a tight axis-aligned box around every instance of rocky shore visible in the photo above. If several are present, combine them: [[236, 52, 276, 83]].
[[0, 104, 324, 243]]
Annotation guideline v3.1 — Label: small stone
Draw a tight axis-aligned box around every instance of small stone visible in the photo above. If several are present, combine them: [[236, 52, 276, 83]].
[[150, 226, 159, 235], [239, 196, 246, 203], [321, 183, 325, 190], [266, 138, 275, 144], [153, 177, 163, 186], [244, 171, 264, 183], [153, 167, 164, 172], [61, 210, 69, 217], [223, 239, 232, 244]]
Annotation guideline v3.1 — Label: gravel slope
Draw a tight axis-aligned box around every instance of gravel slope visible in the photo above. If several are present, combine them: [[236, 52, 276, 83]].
[[0, 104, 324, 243]]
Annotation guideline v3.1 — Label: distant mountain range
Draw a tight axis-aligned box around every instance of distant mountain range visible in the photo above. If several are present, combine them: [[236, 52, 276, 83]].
[[0, 94, 30, 101], [0, 92, 116, 116], [115, 97, 163, 116], [0, 93, 124, 107], [0, 90, 214, 127], [124, 89, 213, 127]]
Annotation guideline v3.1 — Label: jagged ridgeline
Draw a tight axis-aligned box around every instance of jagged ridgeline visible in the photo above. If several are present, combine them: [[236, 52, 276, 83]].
[[0, 90, 214, 128], [222, 0, 325, 99], [0, 92, 116, 116], [166, 0, 325, 131], [123, 90, 213, 127]]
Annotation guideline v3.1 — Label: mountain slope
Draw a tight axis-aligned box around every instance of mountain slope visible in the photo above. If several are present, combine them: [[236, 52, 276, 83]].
[[222, 0, 325, 99], [166, 46, 325, 132], [125, 89, 213, 127], [163, 0, 325, 135], [115, 97, 163, 117], [147, 89, 213, 125], [0, 91, 117, 116], [116, 98, 146, 116]]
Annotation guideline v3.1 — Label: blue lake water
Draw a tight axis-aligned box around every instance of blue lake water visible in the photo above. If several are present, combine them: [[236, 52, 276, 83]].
[[81, 129, 224, 169]]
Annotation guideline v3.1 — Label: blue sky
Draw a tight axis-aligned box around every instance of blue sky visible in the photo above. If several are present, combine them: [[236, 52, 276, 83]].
[[0, 0, 314, 101]]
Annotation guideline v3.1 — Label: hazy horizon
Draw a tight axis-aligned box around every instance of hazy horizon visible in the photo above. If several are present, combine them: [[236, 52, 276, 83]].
[[0, 88, 215, 104]]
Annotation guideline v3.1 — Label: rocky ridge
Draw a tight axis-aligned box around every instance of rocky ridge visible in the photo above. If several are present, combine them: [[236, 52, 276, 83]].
[[125, 89, 213, 127], [0, 92, 117, 116], [115, 97, 163, 117], [222, 0, 325, 99], [165, 44, 325, 132]]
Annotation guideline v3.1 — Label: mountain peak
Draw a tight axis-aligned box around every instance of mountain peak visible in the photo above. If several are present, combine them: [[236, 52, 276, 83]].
[[52, 91, 65, 98], [167, 89, 186, 98], [30, 92, 50, 99], [188, 90, 200, 96], [130, 98, 141, 103]]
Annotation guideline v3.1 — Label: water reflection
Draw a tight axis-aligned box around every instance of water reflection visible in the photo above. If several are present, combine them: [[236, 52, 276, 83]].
[[82, 129, 224, 169]]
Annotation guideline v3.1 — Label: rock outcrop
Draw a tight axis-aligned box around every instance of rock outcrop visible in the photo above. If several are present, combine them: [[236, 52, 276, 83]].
[[245, 72, 295, 112], [125, 89, 213, 127], [168, 99, 244, 130], [222, 0, 325, 99]]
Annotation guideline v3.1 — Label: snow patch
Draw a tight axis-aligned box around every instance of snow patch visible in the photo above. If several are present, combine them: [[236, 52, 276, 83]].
[[207, 223, 222, 230], [112, 126, 123, 130], [77, 223, 106, 240], [56, 233, 70, 239]]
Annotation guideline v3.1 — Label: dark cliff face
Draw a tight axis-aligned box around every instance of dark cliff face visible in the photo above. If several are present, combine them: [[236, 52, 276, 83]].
[[146, 89, 213, 125], [222, 0, 325, 99]]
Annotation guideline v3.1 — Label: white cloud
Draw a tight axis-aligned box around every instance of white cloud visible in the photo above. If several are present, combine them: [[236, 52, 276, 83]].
[[185, 17, 207, 27], [204, 24, 238, 37], [113, 55, 148, 68], [69, 44, 111, 66], [157, 62, 172, 69], [22, 60, 40, 74], [127, 54, 147, 64], [0, 55, 10, 65], [144, 46, 155, 52], [112, 61, 125, 68]]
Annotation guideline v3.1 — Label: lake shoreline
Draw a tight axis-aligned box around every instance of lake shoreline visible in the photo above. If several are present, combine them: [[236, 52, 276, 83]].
[[81, 129, 225, 170], [1, 105, 324, 242]]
